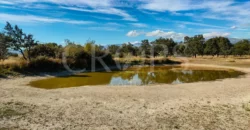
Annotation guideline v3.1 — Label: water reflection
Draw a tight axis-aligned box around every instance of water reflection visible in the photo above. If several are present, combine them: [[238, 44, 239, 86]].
[[29, 66, 245, 89]]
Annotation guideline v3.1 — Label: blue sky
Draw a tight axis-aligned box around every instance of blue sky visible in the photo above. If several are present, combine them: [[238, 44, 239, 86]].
[[0, 0, 249, 45]]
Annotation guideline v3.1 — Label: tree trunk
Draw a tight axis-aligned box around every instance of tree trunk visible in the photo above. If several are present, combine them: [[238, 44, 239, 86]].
[[27, 47, 31, 61], [20, 49, 27, 61]]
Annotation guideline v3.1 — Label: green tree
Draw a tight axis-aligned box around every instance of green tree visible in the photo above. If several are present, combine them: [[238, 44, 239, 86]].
[[29, 43, 62, 58], [204, 38, 219, 56], [107, 45, 120, 55], [0, 33, 11, 60], [4, 22, 38, 61], [217, 37, 232, 57], [140, 39, 151, 57], [185, 35, 205, 58], [175, 44, 186, 56], [64, 42, 83, 57], [84, 40, 103, 53], [153, 38, 176, 56], [120, 43, 136, 56], [233, 40, 250, 56], [24, 34, 39, 60]]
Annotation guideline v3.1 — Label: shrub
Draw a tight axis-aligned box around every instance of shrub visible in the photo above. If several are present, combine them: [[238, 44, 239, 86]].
[[93, 52, 115, 68], [0, 66, 20, 77], [0, 59, 27, 72], [0, 33, 10, 61], [28, 56, 62, 72], [29, 43, 62, 58], [65, 50, 91, 69]]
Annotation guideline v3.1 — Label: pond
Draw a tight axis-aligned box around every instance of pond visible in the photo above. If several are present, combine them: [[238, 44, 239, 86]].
[[29, 66, 245, 89]]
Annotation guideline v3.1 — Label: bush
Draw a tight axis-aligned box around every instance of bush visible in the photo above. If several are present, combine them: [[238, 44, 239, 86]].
[[0, 60, 27, 72], [0, 66, 20, 77], [65, 50, 91, 69], [93, 52, 115, 68], [29, 43, 62, 58], [28, 56, 62, 72]]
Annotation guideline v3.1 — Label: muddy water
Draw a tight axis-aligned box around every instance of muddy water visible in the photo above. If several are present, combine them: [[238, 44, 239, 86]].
[[29, 66, 245, 89]]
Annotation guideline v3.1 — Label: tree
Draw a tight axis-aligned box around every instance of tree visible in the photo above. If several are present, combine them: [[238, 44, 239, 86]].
[[4, 22, 38, 61], [140, 39, 151, 57], [217, 37, 232, 57], [64, 42, 84, 58], [108, 45, 120, 55], [0, 33, 11, 60], [204, 38, 219, 57], [233, 40, 250, 56], [24, 34, 38, 60], [153, 38, 176, 56], [185, 35, 205, 58], [121, 43, 136, 56], [29, 43, 62, 58], [84, 40, 103, 54], [175, 44, 186, 56]]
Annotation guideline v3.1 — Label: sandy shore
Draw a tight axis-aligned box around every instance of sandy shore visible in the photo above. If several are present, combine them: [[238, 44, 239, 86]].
[[1, 63, 250, 130]]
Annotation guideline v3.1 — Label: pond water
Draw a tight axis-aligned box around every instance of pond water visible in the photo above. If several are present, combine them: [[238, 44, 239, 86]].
[[29, 66, 245, 89]]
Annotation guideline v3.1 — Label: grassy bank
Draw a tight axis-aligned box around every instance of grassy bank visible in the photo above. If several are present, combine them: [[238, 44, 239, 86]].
[[3, 55, 250, 78], [170, 55, 250, 68], [0, 56, 181, 78], [114, 56, 181, 65], [0, 57, 63, 78]]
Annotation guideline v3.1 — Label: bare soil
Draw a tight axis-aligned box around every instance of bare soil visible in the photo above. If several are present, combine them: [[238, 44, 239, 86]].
[[1, 62, 250, 130]]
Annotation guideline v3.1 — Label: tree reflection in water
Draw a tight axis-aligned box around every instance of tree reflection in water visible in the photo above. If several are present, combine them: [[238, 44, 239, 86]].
[[30, 66, 245, 89]]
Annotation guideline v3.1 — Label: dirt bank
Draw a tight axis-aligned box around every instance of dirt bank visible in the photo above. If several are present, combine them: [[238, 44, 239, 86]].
[[1, 64, 250, 130]]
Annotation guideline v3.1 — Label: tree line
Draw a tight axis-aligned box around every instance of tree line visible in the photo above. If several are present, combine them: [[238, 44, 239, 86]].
[[107, 35, 250, 58], [1, 22, 250, 63], [0, 22, 115, 72]]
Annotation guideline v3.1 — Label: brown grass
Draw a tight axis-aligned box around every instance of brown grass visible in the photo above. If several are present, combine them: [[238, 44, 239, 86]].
[[170, 55, 250, 68], [114, 56, 169, 63], [0, 57, 23, 65], [114, 55, 250, 68]]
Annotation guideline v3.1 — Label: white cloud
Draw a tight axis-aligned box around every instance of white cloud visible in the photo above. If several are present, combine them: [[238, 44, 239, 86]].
[[127, 41, 140, 45], [87, 22, 123, 31], [61, 6, 137, 21], [0, 1, 14, 4], [176, 21, 226, 29], [230, 26, 237, 29], [130, 23, 148, 28], [126, 30, 143, 37], [177, 24, 186, 28], [0, 0, 112, 7], [139, 0, 192, 12], [0, 13, 94, 24], [139, 0, 250, 26], [1, 0, 137, 21], [139, 0, 234, 12], [106, 22, 124, 27], [126, 29, 186, 40], [146, 30, 185, 40], [87, 27, 120, 31], [203, 32, 230, 39]]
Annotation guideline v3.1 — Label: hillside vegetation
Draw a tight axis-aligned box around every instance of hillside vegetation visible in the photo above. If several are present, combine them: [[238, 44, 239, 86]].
[[1, 22, 250, 77]]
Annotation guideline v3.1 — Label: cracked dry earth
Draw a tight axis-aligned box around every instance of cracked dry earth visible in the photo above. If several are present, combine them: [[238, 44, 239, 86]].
[[1, 65, 250, 130]]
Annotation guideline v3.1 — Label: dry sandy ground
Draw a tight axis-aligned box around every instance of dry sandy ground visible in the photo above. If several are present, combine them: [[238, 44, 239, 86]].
[[1, 64, 250, 130]]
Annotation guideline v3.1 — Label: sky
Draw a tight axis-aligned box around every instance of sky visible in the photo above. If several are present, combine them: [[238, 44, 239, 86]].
[[0, 0, 249, 45]]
